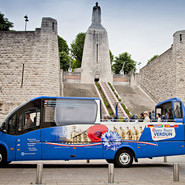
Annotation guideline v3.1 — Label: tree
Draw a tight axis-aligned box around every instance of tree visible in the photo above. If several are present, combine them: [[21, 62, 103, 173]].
[[109, 50, 114, 64], [58, 35, 69, 54], [148, 55, 158, 63], [59, 51, 70, 71], [70, 32, 86, 68], [112, 52, 136, 74], [0, 12, 13, 31], [58, 35, 70, 71]]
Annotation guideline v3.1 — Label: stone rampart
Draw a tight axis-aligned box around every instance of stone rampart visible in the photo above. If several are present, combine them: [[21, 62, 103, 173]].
[[0, 17, 61, 123], [139, 30, 185, 103]]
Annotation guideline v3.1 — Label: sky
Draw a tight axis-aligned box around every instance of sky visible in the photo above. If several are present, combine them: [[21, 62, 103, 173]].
[[1, 0, 185, 71]]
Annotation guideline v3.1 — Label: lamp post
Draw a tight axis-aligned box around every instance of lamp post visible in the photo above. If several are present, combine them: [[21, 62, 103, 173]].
[[68, 59, 72, 72], [138, 62, 141, 73], [24, 15, 29, 31], [120, 62, 125, 75]]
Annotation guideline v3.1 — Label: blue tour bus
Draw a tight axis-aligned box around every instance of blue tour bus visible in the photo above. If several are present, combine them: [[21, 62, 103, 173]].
[[0, 96, 185, 167]]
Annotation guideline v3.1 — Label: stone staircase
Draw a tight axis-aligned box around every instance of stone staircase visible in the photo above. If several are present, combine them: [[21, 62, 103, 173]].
[[99, 82, 128, 118], [63, 82, 109, 117], [114, 84, 155, 116]]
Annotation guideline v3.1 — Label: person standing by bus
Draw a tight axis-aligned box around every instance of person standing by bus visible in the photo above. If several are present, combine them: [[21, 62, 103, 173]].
[[156, 113, 161, 122], [143, 111, 150, 122]]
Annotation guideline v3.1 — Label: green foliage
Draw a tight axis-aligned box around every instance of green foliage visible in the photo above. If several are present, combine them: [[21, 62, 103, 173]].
[[58, 36, 69, 54], [112, 52, 136, 74], [108, 82, 121, 102], [118, 117, 123, 122], [71, 32, 86, 68], [148, 55, 159, 63], [121, 103, 131, 117], [109, 50, 114, 64], [58, 35, 71, 71], [0, 12, 13, 31], [59, 51, 71, 71]]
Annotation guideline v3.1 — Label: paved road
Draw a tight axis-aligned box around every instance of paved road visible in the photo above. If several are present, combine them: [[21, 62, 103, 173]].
[[1, 156, 185, 185]]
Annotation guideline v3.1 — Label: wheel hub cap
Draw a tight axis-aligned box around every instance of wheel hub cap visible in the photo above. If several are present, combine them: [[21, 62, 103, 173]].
[[0, 154, 2, 163], [119, 153, 130, 165]]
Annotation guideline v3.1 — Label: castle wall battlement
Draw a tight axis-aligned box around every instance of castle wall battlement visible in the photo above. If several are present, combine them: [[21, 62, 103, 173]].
[[0, 17, 61, 123]]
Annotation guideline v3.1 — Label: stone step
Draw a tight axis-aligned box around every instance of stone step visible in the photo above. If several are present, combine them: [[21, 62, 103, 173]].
[[99, 82, 128, 118]]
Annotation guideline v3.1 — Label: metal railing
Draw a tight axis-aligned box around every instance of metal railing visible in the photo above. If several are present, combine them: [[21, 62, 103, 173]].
[[100, 118, 177, 123]]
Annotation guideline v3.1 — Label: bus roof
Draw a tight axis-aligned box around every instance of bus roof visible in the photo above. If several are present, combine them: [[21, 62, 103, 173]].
[[155, 97, 182, 107], [31, 96, 100, 101]]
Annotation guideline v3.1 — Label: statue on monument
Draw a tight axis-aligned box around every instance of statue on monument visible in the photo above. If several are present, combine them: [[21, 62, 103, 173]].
[[92, 2, 101, 25]]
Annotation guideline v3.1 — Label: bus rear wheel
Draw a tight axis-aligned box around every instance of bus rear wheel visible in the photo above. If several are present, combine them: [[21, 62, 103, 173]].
[[115, 149, 133, 167]]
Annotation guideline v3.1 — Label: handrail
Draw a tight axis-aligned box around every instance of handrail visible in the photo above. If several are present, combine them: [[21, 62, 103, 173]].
[[99, 82, 115, 114], [93, 83, 110, 116], [105, 82, 128, 118], [99, 119, 178, 123]]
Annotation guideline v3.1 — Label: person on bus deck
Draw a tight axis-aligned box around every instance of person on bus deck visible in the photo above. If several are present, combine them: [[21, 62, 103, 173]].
[[151, 110, 155, 119], [138, 113, 144, 122], [156, 113, 161, 122], [164, 112, 170, 120], [104, 115, 111, 122], [149, 112, 151, 119], [175, 105, 181, 118], [143, 111, 150, 122], [24, 113, 33, 129], [103, 115, 107, 122]]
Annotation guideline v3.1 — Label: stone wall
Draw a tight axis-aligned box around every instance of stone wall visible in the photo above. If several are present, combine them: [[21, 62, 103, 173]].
[[139, 30, 185, 103], [113, 74, 129, 85], [63, 83, 98, 97], [173, 30, 185, 102], [0, 17, 61, 123], [63, 72, 81, 83]]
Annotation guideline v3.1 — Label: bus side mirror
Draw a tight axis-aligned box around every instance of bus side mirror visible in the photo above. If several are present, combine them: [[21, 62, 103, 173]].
[[0, 122, 7, 133], [2, 129, 7, 133]]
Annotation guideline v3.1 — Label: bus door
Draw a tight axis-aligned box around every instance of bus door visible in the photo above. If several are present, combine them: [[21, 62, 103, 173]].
[[173, 101, 184, 123], [155, 99, 185, 141], [15, 105, 42, 160]]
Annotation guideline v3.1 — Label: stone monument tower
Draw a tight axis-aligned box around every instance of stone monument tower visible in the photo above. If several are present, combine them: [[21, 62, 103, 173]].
[[81, 2, 113, 84]]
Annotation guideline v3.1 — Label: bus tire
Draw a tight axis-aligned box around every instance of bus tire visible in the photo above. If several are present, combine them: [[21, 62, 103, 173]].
[[106, 159, 114, 163], [0, 148, 8, 167], [115, 149, 133, 167]]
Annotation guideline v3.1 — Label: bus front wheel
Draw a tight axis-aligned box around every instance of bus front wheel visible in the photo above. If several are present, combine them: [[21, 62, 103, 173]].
[[115, 149, 133, 167], [106, 159, 114, 163], [0, 149, 8, 167]]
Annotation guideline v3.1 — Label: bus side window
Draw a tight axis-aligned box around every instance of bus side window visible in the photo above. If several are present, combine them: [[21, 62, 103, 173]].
[[156, 108, 161, 115], [8, 113, 17, 135], [42, 105, 56, 128], [23, 109, 40, 130], [156, 102, 174, 121], [174, 102, 183, 118]]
